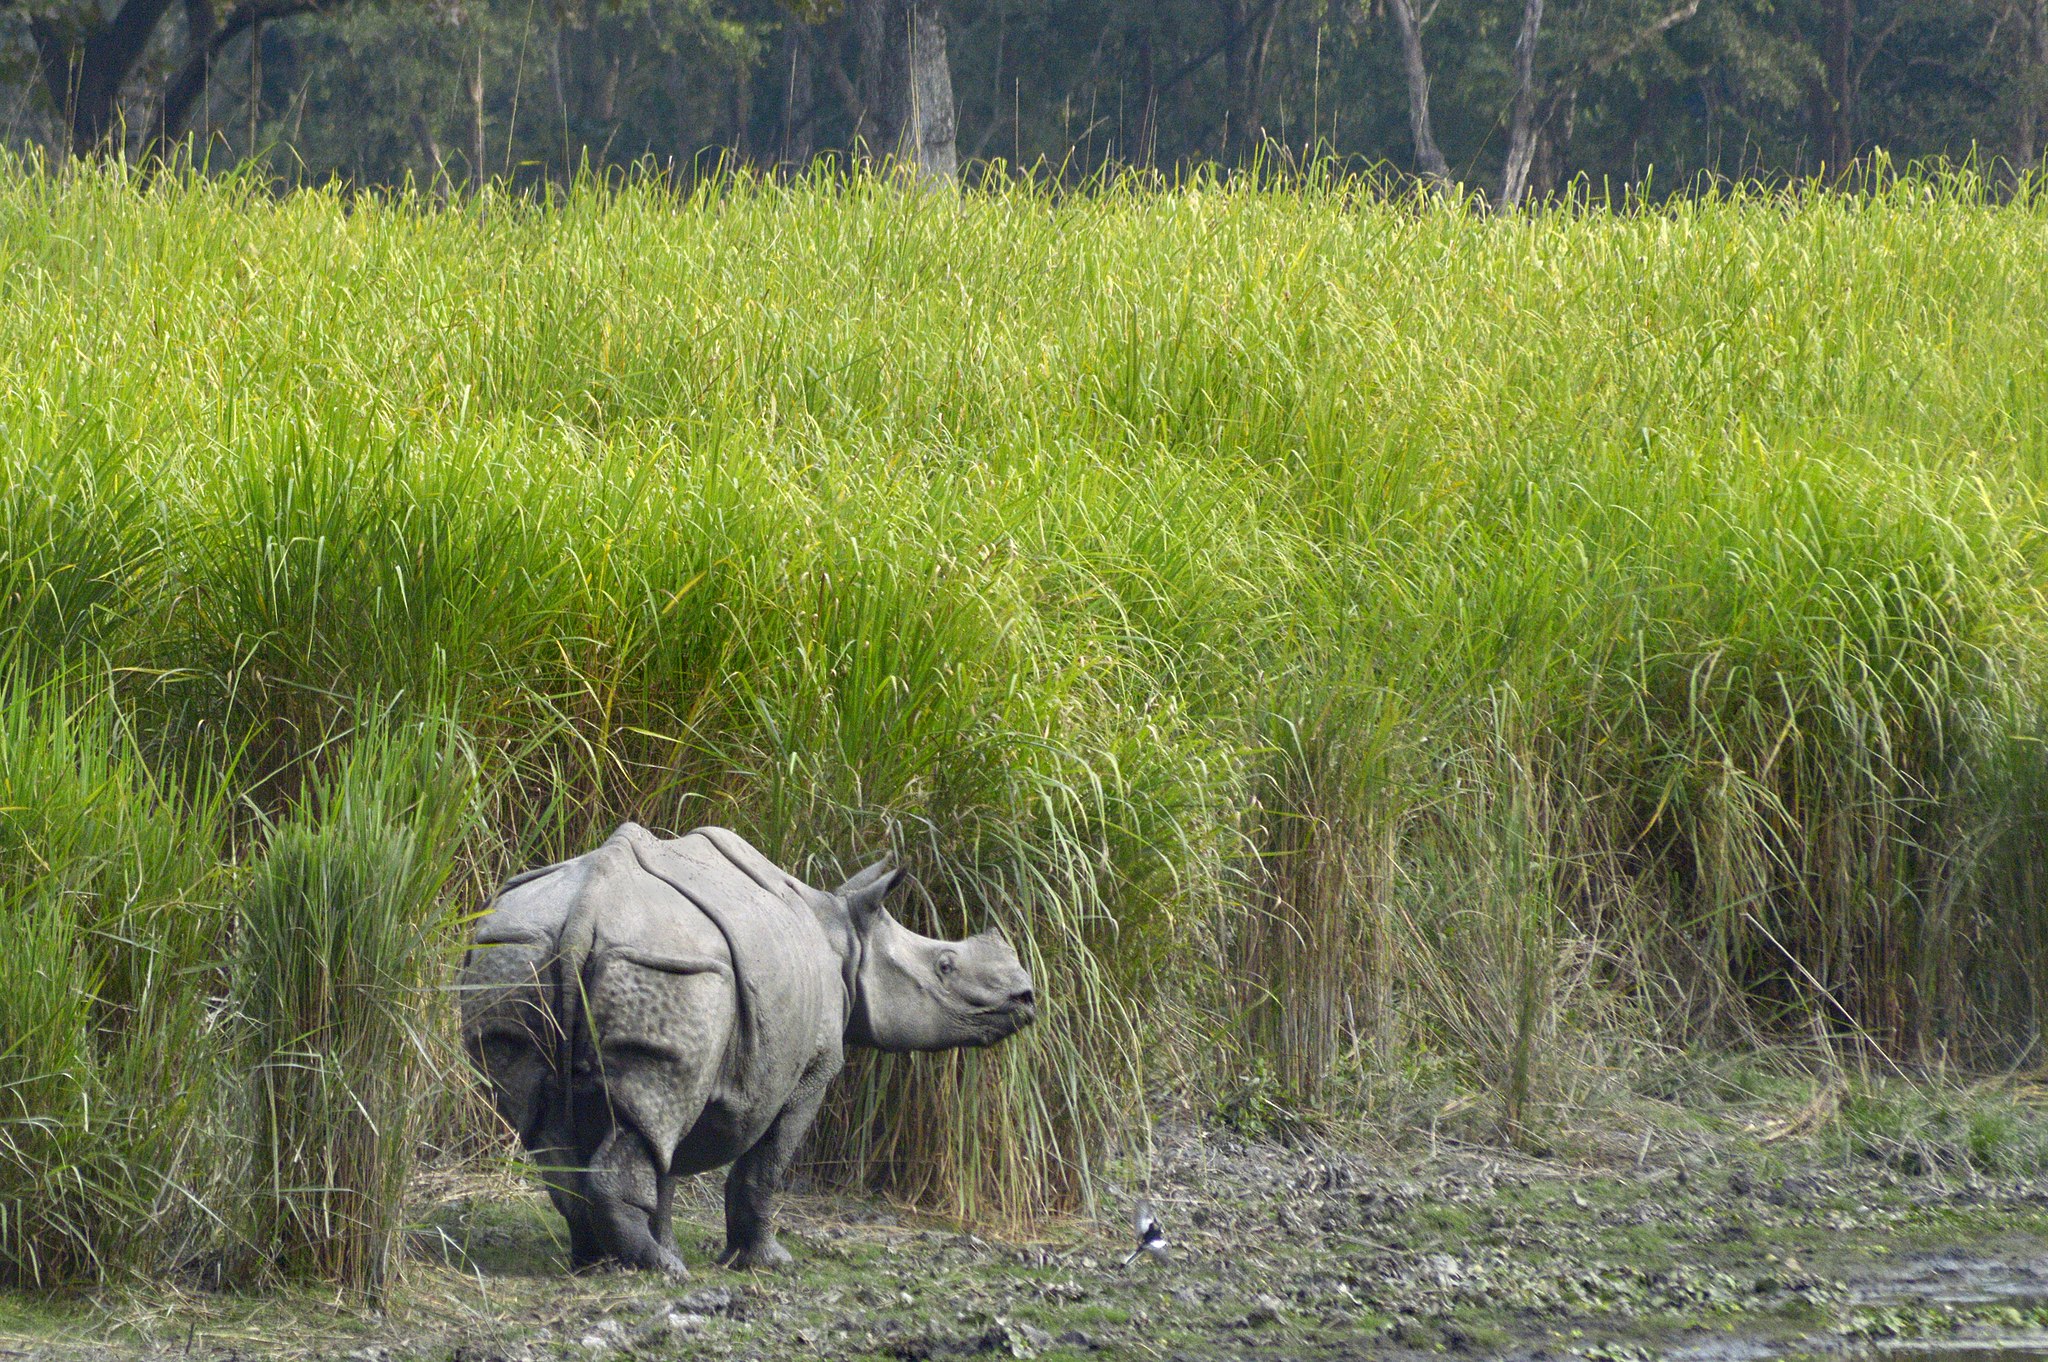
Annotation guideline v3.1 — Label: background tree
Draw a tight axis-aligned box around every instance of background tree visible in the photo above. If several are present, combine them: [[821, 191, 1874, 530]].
[[1385, 0, 1451, 184], [850, 0, 955, 175], [4, 0, 359, 154]]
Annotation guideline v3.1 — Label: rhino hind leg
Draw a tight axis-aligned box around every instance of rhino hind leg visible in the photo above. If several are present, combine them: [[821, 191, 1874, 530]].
[[526, 1133, 603, 1269], [571, 957, 729, 1275], [561, 1194, 604, 1272], [584, 1126, 689, 1277], [527, 1082, 685, 1276]]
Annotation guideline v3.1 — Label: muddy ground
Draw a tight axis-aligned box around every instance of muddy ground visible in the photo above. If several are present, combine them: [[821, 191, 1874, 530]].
[[10, 1114, 2048, 1362]]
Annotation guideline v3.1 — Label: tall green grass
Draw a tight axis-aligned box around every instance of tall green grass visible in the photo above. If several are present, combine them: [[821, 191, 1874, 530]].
[[233, 714, 473, 1290], [0, 678, 226, 1287], [2, 162, 2047, 1279]]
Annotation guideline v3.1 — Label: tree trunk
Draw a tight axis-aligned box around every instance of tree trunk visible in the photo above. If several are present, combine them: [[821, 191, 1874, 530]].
[[153, 0, 219, 154], [149, 0, 332, 162], [2018, 0, 2048, 171], [1532, 87, 1575, 199], [1220, 0, 1283, 158], [411, 110, 450, 201], [29, 0, 181, 154], [1498, 0, 1545, 208], [1384, 0, 1449, 185], [730, 52, 753, 163], [1131, 30, 1158, 165], [851, 0, 956, 178], [595, 47, 620, 123], [1824, 0, 1855, 171], [547, 25, 569, 169], [246, 17, 262, 151]]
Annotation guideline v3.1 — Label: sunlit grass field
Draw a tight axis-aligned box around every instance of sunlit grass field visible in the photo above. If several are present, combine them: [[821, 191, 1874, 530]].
[[4, 163, 2047, 1291]]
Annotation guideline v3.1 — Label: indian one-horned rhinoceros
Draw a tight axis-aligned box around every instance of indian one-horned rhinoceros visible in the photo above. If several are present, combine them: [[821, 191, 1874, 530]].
[[459, 822, 1038, 1275]]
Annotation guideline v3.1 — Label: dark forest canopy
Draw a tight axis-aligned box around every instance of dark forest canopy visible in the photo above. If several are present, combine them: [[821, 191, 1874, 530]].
[[1, 0, 2044, 196]]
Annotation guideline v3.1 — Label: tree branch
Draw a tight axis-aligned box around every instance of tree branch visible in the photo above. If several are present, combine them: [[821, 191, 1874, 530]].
[[795, 19, 865, 142], [1150, 0, 1284, 100], [1854, 4, 1910, 84], [1584, 0, 1702, 78], [153, 0, 333, 152]]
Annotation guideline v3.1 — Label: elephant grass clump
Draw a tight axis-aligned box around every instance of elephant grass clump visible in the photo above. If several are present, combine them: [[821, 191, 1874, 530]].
[[0, 678, 227, 1288], [235, 716, 474, 1291]]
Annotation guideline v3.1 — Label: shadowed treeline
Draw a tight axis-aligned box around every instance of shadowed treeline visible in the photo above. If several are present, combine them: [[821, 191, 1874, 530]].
[[6, 0, 2048, 198]]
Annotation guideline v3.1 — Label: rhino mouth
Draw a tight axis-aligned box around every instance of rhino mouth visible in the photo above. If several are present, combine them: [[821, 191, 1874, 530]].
[[976, 999, 1038, 1034]]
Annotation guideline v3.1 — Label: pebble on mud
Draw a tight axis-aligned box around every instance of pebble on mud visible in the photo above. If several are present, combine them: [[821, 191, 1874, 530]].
[[1006, 1321, 1055, 1355], [672, 1286, 738, 1317], [450, 1347, 536, 1362], [575, 1318, 626, 1352], [638, 1309, 711, 1342]]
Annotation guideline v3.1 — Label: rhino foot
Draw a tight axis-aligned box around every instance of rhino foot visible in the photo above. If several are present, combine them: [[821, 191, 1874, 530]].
[[580, 1245, 690, 1278], [718, 1239, 793, 1271]]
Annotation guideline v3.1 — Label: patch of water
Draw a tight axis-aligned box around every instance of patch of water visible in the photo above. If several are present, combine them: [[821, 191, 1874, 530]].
[[1667, 1256, 2048, 1362], [1855, 1257, 2048, 1310], [1874, 1344, 2048, 1362], [1663, 1335, 1801, 1362]]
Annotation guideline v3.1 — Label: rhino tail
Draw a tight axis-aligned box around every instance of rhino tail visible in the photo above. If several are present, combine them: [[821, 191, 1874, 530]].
[[549, 885, 607, 1145]]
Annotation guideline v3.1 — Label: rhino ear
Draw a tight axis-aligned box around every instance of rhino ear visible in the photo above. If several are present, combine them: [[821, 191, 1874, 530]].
[[836, 858, 894, 897], [844, 867, 908, 929]]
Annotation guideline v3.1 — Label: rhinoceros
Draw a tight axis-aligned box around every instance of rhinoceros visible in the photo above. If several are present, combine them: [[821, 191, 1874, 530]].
[[460, 822, 1038, 1275]]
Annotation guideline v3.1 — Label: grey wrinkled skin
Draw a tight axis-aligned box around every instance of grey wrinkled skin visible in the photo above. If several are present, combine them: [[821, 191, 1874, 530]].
[[460, 823, 1038, 1276]]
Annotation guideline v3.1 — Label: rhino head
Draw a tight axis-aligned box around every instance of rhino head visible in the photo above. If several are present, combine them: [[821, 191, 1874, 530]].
[[829, 861, 1038, 1052]]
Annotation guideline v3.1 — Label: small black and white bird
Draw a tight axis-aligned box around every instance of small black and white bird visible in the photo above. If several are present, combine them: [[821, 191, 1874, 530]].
[[1124, 1198, 1169, 1267]]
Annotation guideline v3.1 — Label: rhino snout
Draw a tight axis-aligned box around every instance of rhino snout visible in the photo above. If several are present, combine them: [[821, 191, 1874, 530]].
[[979, 973, 1037, 1031]]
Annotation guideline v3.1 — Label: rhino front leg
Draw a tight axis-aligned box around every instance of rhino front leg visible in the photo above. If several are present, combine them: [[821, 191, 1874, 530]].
[[586, 1126, 690, 1278], [718, 1075, 831, 1270]]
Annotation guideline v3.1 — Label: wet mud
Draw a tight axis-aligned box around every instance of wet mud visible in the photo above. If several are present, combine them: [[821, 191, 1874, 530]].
[[11, 1119, 2048, 1362]]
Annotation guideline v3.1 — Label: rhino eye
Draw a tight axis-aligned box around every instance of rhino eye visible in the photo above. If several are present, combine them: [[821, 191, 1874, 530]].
[[936, 951, 957, 978]]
